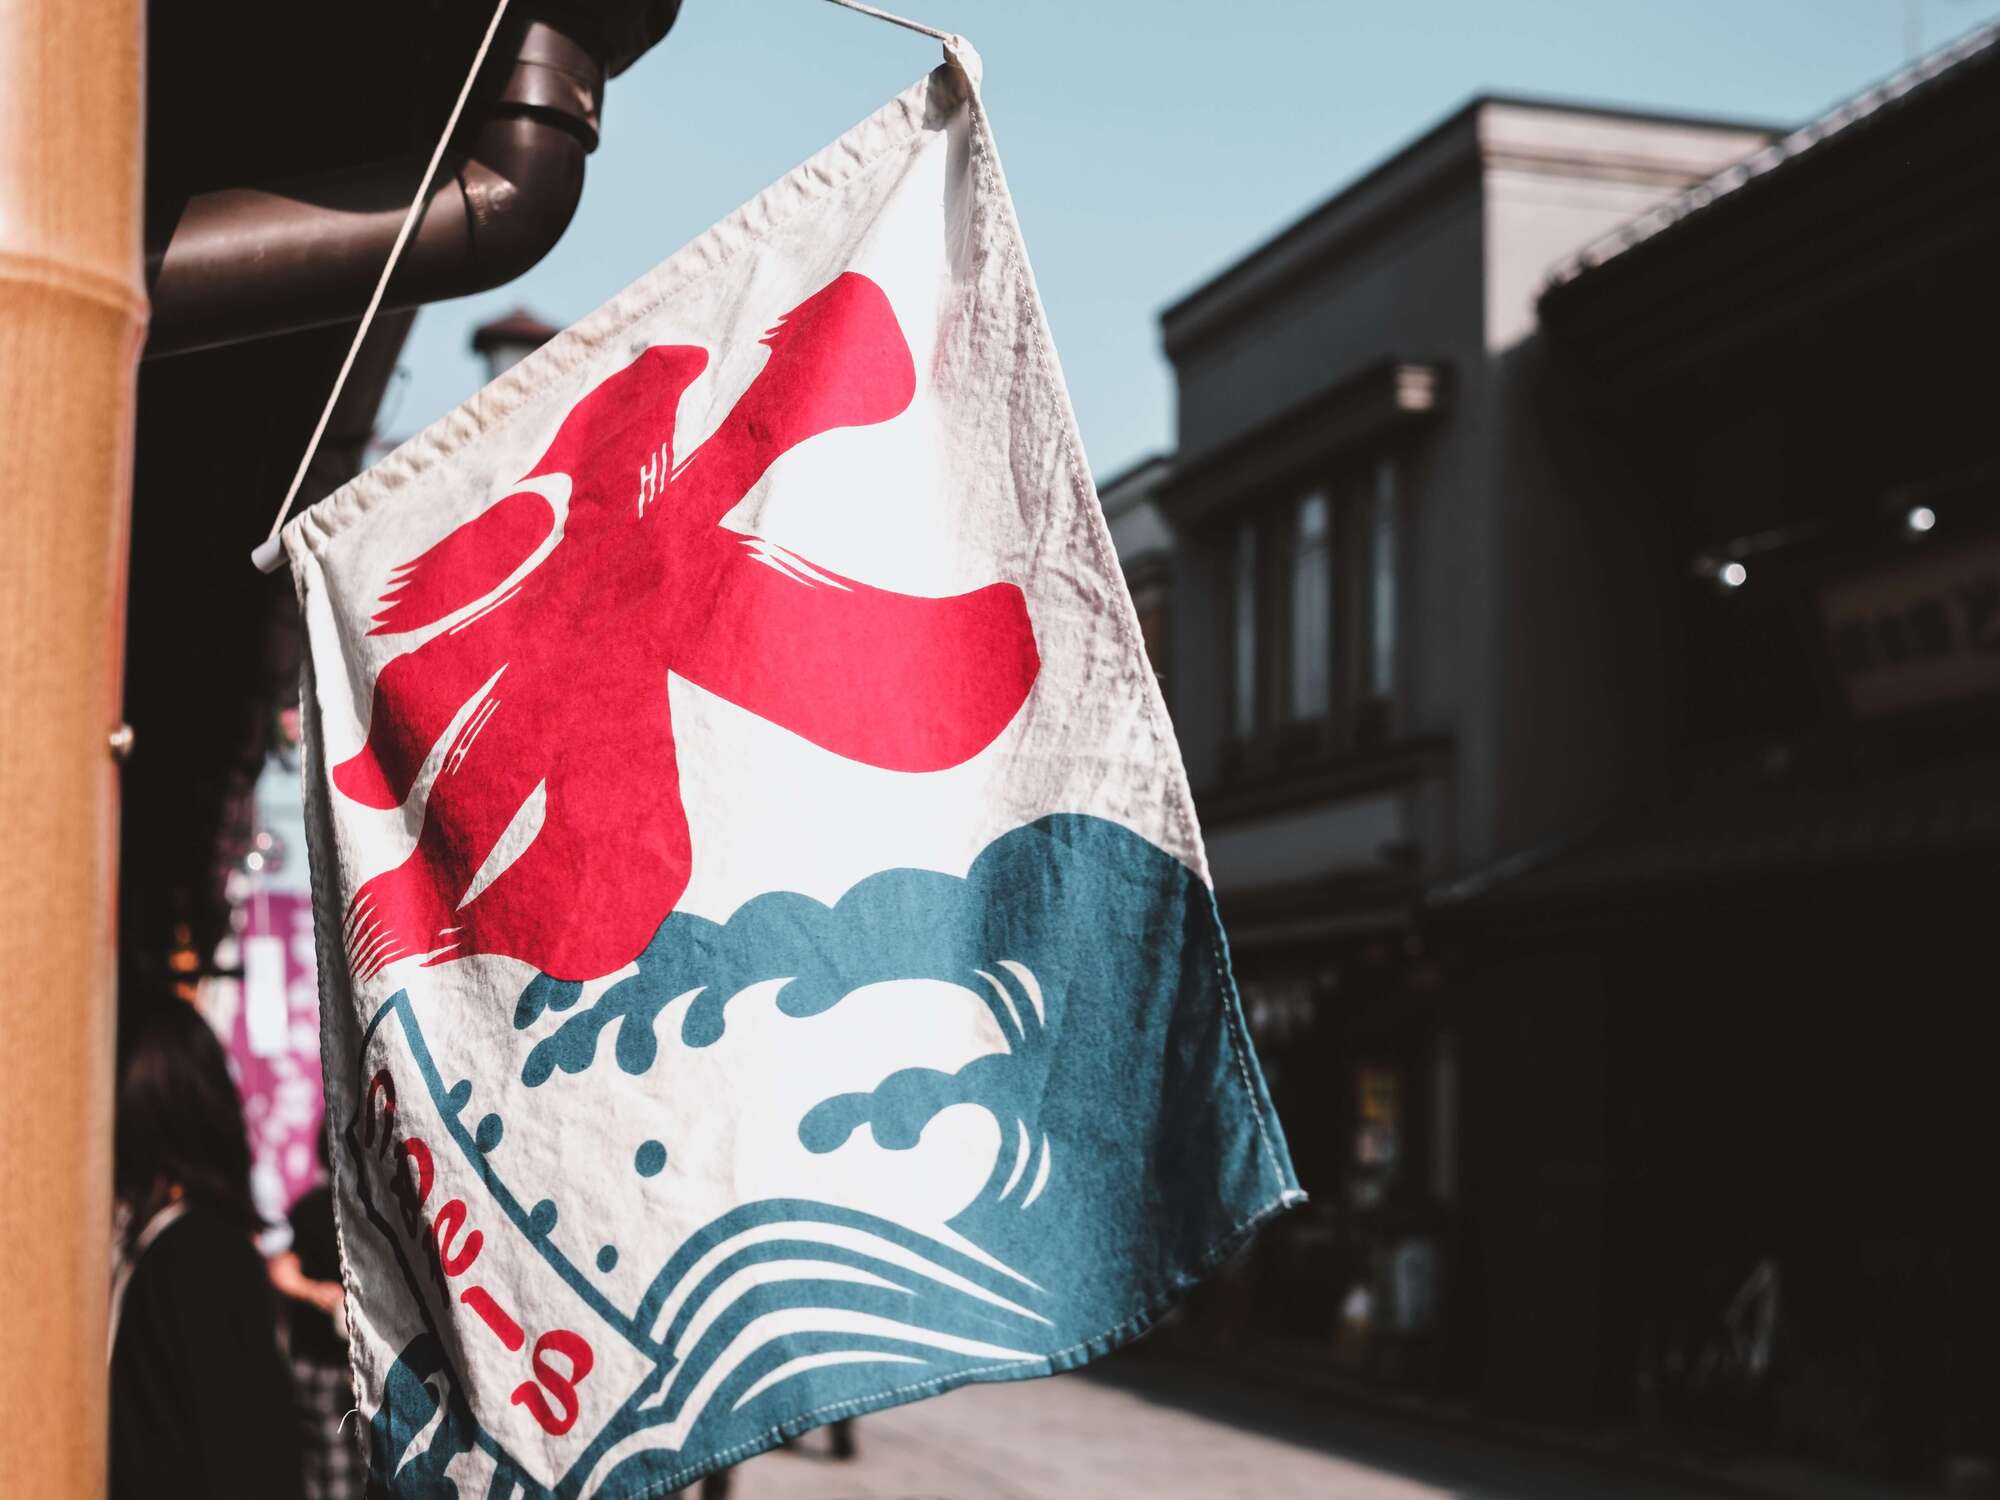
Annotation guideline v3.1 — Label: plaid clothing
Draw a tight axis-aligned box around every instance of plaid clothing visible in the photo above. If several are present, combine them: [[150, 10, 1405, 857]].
[[292, 1355, 365, 1500]]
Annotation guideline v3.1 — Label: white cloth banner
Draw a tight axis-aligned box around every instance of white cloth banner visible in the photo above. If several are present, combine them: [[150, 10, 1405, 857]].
[[284, 38, 1297, 1498]]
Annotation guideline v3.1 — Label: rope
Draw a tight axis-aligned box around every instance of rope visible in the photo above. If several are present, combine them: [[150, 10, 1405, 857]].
[[252, 0, 515, 573]]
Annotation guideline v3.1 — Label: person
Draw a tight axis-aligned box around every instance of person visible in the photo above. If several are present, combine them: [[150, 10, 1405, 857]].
[[270, 1129, 363, 1500], [109, 995, 305, 1500]]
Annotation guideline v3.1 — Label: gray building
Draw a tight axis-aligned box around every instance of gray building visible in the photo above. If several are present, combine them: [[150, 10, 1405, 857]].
[[1157, 97, 1769, 922], [1123, 96, 1768, 1244]]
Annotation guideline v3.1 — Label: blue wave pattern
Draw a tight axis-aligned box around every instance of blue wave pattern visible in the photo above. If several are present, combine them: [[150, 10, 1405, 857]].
[[366, 814, 1297, 1498]]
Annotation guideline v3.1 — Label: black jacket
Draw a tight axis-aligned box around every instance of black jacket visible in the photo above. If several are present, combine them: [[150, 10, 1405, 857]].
[[109, 1208, 305, 1500]]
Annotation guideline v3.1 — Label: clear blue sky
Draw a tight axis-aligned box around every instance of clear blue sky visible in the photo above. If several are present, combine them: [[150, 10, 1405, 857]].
[[387, 0, 2000, 481]]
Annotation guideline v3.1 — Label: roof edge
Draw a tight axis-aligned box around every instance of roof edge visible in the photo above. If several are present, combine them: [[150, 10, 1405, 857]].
[[1542, 18, 2000, 300], [1161, 92, 1780, 357]]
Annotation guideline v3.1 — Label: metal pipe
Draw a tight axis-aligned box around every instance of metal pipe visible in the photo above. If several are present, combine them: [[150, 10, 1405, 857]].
[[144, 15, 604, 358], [0, 0, 147, 1490]]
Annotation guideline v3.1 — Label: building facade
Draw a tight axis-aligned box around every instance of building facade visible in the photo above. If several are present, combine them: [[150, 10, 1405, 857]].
[[1109, 38, 2000, 1486], [1124, 90, 1769, 1382], [1506, 30, 2000, 1481]]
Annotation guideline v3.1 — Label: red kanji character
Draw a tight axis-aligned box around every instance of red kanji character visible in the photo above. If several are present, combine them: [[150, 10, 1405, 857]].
[[336, 273, 1039, 981]]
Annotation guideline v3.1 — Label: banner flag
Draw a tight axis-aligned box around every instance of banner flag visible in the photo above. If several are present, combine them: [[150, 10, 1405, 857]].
[[284, 38, 1298, 1497]]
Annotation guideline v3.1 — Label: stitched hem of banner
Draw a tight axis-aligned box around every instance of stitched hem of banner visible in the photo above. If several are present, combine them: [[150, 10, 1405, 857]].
[[281, 56, 967, 569], [951, 56, 1290, 1210], [594, 1190, 1299, 1500], [956, 43, 1223, 933], [292, 631, 376, 1452]]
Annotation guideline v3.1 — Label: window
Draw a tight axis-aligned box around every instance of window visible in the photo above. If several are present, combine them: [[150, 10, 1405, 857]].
[[1232, 521, 1258, 738], [1369, 457, 1398, 698], [1226, 455, 1399, 758], [1288, 491, 1331, 722]]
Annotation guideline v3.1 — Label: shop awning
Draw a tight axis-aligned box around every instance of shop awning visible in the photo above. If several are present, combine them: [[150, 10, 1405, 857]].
[[1429, 749, 2000, 925]]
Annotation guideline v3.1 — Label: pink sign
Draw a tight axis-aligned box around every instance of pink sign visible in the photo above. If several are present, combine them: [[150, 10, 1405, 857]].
[[228, 886, 324, 1233]]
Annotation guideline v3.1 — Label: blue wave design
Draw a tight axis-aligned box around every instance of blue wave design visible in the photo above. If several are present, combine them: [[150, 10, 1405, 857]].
[[649, 1245, 1037, 1419], [637, 1197, 1043, 1338], [514, 826, 1081, 1089], [361, 814, 1297, 1498]]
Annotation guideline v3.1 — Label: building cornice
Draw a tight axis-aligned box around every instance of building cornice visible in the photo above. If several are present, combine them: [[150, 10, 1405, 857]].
[[1162, 96, 1775, 363], [1159, 358, 1447, 526]]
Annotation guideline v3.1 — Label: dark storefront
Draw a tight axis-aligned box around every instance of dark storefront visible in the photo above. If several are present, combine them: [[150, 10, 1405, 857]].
[[1230, 930, 1455, 1353], [1442, 32, 2000, 1483]]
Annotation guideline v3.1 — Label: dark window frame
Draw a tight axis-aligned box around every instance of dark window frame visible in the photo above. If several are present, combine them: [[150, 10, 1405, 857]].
[[1223, 451, 1400, 778]]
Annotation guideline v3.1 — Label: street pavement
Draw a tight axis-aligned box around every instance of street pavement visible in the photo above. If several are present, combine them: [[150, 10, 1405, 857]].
[[708, 1358, 1752, 1500]]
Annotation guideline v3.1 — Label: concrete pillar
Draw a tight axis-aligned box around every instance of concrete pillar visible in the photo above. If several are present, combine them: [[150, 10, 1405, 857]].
[[0, 0, 148, 1493]]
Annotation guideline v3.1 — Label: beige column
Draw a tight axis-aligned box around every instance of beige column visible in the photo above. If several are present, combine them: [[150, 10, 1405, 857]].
[[0, 0, 148, 1495]]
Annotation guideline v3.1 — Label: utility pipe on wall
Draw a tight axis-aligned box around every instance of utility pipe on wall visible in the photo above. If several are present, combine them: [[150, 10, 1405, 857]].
[[145, 16, 605, 358], [0, 0, 148, 1494]]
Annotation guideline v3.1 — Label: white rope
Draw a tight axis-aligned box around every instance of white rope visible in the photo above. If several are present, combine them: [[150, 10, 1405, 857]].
[[820, 0, 952, 44], [252, 0, 515, 573]]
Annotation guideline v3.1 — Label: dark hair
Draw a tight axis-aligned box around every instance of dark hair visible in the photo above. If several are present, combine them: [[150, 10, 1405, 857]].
[[115, 996, 261, 1245]]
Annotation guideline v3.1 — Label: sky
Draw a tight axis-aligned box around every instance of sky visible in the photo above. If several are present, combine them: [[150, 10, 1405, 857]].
[[385, 0, 2000, 483]]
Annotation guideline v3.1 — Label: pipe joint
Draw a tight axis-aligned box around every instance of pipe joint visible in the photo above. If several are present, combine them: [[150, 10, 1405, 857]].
[[145, 12, 610, 358], [496, 18, 604, 150]]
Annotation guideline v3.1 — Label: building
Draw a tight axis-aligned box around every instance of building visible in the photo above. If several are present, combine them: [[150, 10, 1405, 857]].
[[1499, 26, 2000, 1480], [1112, 30, 2000, 1487], [1097, 454, 1176, 692], [472, 306, 564, 380], [1132, 90, 1769, 1371]]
